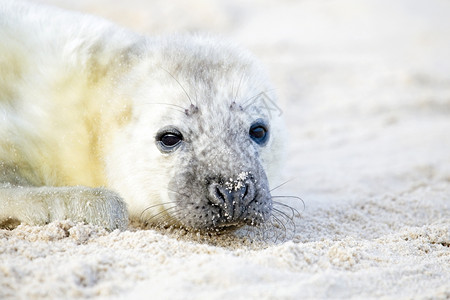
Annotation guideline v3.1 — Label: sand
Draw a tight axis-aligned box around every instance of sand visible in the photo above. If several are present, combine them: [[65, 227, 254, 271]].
[[1, 0, 449, 299]]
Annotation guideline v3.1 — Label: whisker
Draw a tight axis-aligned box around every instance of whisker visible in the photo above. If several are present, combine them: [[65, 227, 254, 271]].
[[152, 208, 185, 227], [167, 189, 190, 198], [143, 212, 170, 227], [273, 203, 295, 220], [267, 216, 285, 243], [153, 214, 178, 228], [143, 102, 187, 110], [160, 67, 194, 105], [273, 200, 301, 218], [230, 199, 301, 243], [269, 220, 281, 243], [139, 201, 178, 219], [270, 179, 295, 192], [231, 78, 235, 105], [270, 213, 287, 236], [272, 195, 305, 211], [271, 203, 298, 241], [236, 223, 272, 242], [241, 88, 277, 108], [241, 91, 264, 107], [141, 206, 178, 225], [273, 208, 295, 227], [233, 73, 245, 103], [261, 222, 277, 242], [135, 102, 185, 114]]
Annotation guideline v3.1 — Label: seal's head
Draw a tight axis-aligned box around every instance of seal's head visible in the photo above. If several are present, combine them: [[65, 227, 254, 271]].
[[107, 35, 285, 231]]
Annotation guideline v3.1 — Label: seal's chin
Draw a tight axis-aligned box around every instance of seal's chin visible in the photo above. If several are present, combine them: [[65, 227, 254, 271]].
[[214, 222, 242, 232], [193, 220, 247, 233], [214, 219, 263, 232], [179, 205, 271, 233]]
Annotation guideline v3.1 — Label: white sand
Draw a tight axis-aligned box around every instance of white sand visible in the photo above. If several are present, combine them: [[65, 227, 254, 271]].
[[1, 0, 449, 299]]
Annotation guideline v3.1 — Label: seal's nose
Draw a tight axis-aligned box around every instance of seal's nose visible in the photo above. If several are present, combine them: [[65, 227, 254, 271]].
[[208, 181, 255, 221]]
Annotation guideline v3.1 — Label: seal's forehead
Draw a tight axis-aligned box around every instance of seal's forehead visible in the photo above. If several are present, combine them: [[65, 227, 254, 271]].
[[156, 69, 275, 143], [163, 63, 274, 116], [155, 36, 272, 103], [189, 104, 246, 138], [151, 37, 277, 136]]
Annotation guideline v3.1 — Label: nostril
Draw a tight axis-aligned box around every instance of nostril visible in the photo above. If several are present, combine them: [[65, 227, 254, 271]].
[[241, 181, 256, 207], [215, 186, 226, 203], [242, 184, 249, 200], [207, 179, 256, 222], [208, 183, 229, 206]]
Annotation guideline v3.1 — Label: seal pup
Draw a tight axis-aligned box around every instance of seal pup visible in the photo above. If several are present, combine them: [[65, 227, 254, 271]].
[[0, 1, 285, 231]]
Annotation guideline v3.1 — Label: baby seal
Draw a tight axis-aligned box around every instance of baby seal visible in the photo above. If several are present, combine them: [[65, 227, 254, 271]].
[[0, 1, 285, 231]]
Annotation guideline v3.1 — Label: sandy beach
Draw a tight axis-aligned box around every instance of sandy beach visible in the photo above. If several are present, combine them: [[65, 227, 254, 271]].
[[1, 0, 449, 298]]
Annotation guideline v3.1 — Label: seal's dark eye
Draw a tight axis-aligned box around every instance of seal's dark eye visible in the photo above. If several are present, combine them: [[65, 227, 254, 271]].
[[161, 133, 182, 147], [249, 121, 269, 145], [156, 127, 183, 152]]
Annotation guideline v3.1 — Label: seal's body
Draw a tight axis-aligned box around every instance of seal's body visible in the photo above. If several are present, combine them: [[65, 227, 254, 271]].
[[0, 1, 284, 231]]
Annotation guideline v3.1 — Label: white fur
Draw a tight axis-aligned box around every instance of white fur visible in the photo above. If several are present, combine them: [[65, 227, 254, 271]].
[[0, 0, 285, 230]]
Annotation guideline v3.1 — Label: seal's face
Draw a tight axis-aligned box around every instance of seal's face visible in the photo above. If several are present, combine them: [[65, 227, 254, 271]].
[[156, 102, 273, 230], [107, 36, 284, 232], [147, 57, 281, 231]]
